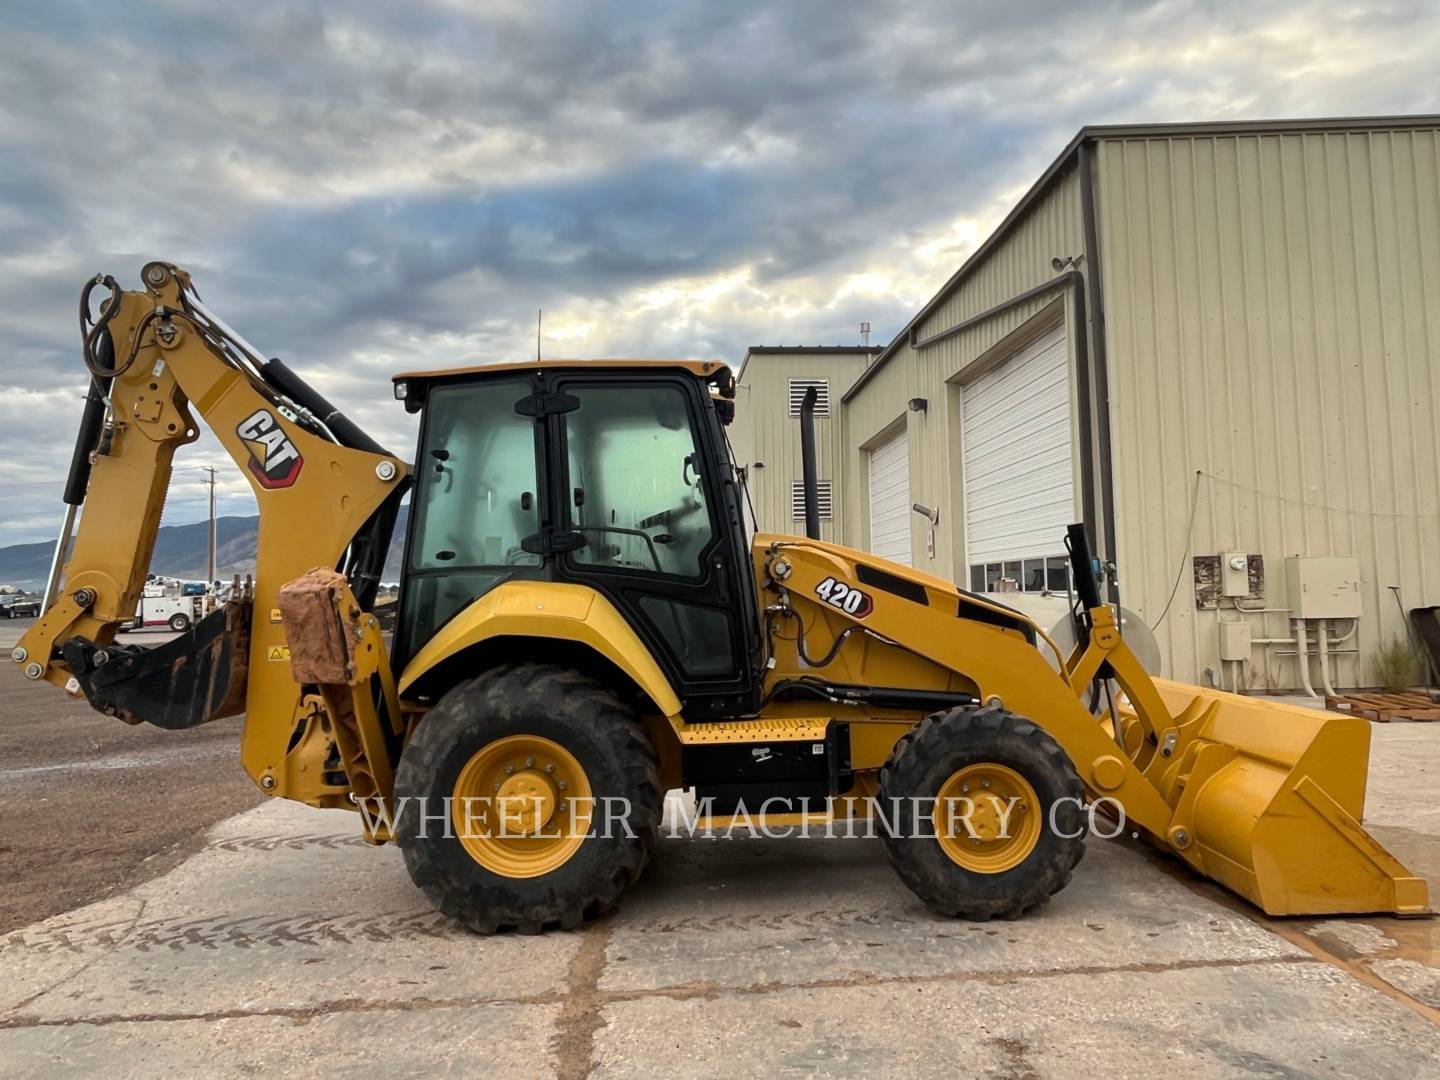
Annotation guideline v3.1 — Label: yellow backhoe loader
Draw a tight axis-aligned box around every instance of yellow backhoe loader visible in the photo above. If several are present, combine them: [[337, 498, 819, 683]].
[[15, 264, 1427, 932]]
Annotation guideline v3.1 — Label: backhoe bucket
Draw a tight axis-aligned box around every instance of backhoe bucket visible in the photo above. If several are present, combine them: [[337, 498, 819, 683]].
[[1143, 678, 1428, 917]]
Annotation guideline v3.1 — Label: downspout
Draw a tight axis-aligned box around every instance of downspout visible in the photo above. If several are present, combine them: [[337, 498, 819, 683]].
[[1077, 139, 1119, 609]]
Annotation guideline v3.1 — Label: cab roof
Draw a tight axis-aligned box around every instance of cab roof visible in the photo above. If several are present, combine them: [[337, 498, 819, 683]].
[[393, 358, 731, 384]]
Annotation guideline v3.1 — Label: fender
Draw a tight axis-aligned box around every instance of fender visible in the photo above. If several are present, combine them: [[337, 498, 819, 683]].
[[397, 581, 683, 718]]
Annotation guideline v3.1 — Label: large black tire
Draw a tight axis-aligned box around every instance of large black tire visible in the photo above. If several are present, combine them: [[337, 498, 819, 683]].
[[395, 662, 662, 934], [878, 704, 1086, 921]]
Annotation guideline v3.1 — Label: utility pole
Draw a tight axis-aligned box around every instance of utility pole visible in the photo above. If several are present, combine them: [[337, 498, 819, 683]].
[[202, 465, 217, 585]]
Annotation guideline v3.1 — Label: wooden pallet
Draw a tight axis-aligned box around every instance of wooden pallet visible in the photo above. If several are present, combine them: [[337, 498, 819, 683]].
[[1325, 691, 1440, 723]]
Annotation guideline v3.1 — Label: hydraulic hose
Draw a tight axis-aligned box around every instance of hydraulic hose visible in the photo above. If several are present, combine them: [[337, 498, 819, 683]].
[[66, 277, 124, 506]]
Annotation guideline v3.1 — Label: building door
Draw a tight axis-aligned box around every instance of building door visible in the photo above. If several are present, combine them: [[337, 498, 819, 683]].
[[552, 374, 761, 716], [867, 425, 911, 566], [961, 320, 1074, 594]]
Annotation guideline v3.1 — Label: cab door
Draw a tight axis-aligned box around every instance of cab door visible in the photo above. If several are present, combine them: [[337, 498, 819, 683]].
[[548, 374, 759, 717], [393, 375, 550, 669]]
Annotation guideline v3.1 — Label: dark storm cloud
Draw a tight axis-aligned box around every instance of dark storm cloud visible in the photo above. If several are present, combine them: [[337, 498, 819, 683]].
[[239, 159, 760, 303], [1, 0, 1438, 543]]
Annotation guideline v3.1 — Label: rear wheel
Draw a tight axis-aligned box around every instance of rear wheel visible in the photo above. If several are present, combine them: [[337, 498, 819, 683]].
[[878, 704, 1086, 920], [396, 663, 662, 934], [168, 612, 191, 632]]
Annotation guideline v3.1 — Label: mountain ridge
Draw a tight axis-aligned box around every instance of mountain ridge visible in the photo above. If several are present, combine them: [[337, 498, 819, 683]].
[[0, 507, 409, 590]]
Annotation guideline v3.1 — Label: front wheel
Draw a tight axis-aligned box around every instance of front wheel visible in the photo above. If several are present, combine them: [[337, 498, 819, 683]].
[[878, 704, 1086, 921], [395, 663, 662, 934]]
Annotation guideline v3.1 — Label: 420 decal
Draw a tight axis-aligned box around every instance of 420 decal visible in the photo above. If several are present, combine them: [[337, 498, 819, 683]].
[[813, 576, 874, 617]]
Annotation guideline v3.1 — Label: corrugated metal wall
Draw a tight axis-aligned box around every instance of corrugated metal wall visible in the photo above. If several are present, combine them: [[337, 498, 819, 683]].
[[734, 352, 869, 542], [840, 164, 1088, 578], [1097, 128, 1440, 687]]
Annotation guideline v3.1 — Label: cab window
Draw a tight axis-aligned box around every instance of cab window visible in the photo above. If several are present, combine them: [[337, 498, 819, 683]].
[[563, 384, 712, 578], [409, 380, 542, 572], [400, 380, 541, 650]]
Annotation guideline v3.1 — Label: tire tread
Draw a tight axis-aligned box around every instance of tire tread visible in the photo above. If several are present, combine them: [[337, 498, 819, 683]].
[[877, 704, 1086, 921], [395, 663, 662, 935]]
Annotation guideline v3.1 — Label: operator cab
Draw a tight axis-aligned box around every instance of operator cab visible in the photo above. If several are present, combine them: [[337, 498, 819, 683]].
[[392, 360, 761, 717]]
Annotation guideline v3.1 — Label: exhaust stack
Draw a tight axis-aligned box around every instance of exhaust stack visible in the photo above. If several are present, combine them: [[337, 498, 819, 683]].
[[799, 385, 820, 540]]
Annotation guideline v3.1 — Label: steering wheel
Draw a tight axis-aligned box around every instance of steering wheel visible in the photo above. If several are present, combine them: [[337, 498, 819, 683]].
[[638, 496, 702, 531]]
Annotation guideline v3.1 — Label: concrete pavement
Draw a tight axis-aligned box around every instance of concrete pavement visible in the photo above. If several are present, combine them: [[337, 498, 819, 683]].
[[2, 722, 1438, 1079]]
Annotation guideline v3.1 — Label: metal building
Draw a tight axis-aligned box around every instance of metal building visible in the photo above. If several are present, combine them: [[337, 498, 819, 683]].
[[737, 116, 1440, 691], [733, 347, 880, 544]]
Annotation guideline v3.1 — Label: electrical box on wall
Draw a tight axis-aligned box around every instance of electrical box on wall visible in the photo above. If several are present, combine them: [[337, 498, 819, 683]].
[[1192, 554, 1264, 608], [1221, 551, 1250, 596], [1284, 556, 1362, 619], [1219, 620, 1251, 661]]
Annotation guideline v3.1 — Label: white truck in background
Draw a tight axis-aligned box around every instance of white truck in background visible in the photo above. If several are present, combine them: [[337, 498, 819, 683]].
[[131, 582, 204, 632]]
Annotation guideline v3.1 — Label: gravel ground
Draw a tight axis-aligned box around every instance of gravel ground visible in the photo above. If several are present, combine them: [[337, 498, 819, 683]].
[[0, 619, 263, 933]]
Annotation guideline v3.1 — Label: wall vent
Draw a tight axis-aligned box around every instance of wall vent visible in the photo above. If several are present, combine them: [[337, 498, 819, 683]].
[[787, 378, 830, 417], [790, 480, 833, 519]]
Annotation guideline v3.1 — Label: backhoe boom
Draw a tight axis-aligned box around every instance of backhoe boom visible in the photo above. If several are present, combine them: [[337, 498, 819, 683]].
[[14, 263, 410, 806]]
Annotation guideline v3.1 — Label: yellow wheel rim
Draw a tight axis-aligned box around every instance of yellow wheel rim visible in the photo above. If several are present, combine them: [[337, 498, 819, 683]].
[[934, 763, 1042, 873], [451, 734, 593, 878]]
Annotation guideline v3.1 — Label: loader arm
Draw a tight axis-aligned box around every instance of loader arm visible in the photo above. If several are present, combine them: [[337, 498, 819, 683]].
[[759, 532, 1428, 917], [13, 263, 411, 806]]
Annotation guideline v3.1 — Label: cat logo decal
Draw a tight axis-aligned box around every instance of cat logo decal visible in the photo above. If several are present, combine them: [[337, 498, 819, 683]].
[[237, 409, 303, 489]]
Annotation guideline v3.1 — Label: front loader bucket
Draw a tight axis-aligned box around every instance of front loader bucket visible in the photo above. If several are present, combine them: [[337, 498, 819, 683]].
[[1143, 678, 1428, 917]]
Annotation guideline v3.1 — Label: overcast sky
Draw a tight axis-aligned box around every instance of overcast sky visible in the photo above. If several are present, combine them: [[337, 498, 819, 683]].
[[1, 0, 1437, 546]]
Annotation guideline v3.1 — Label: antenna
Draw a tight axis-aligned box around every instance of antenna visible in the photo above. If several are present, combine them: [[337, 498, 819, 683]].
[[860, 321, 871, 347], [537, 309, 542, 362]]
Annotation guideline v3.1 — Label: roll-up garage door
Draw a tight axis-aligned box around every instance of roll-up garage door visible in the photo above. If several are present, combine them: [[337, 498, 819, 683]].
[[867, 425, 911, 566], [962, 321, 1073, 568]]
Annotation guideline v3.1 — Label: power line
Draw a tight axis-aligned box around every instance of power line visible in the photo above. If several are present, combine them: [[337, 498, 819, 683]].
[[201, 465, 217, 584], [1197, 469, 1440, 522], [1149, 471, 1203, 632], [0, 465, 229, 492]]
